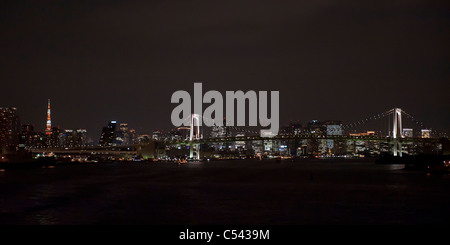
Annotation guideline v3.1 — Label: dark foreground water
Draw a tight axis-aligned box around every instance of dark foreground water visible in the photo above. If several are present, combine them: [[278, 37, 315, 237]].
[[1, 159, 449, 225]]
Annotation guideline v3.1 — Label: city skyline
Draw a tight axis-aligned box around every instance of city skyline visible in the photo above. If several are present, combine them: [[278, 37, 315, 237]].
[[1, 1, 449, 140], [3, 99, 446, 147], [7, 98, 450, 141], [3, 103, 446, 163], [1, 1, 450, 229], [1, 99, 447, 146]]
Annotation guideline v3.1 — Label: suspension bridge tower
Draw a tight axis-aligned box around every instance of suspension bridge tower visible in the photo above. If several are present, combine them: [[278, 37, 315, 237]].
[[392, 108, 403, 157], [189, 114, 202, 160]]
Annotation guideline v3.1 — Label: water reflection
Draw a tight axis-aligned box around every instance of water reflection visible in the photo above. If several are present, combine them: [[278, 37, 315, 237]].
[[387, 164, 405, 170], [35, 212, 58, 225], [26, 183, 61, 225], [1, 160, 449, 225]]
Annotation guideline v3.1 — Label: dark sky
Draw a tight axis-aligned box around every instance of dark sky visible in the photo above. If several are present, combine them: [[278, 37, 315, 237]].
[[1, 0, 449, 140]]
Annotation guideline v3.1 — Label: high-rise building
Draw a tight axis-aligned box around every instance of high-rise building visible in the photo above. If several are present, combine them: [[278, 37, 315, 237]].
[[211, 118, 231, 151], [152, 130, 161, 140], [421, 129, 431, 138], [63, 129, 75, 147], [0, 107, 20, 154], [355, 140, 366, 153], [307, 120, 325, 136], [26, 125, 61, 148], [280, 122, 302, 135], [99, 121, 117, 146], [403, 128, 413, 138], [117, 123, 130, 145], [172, 127, 190, 140], [49, 127, 62, 147], [324, 121, 343, 136], [129, 129, 137, 144], [45, 99, 52, 136], [19, 124, 34, 148], [211, 118, 230, 138], [234, 133, 246, 150], [324, 121, 344, 155], [135, 134, 151, 144], [75, 129, 87, 146], [279, 123, 303, 156]]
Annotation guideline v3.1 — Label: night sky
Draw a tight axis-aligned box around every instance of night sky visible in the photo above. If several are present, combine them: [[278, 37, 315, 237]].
[[1, 0, 449, 140]]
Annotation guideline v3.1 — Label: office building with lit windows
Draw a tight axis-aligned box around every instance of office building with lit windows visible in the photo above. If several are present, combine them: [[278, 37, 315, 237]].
[[99, 121, 117, 146], [0, 107, 20, 153]]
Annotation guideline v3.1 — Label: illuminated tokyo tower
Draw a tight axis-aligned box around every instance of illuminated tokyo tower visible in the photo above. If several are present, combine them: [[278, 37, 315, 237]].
[[45, 99, 51, 135]]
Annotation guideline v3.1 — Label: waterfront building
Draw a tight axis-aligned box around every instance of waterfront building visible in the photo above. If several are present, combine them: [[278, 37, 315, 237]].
[[324, 121, 343, 155], [355, 140, 366, 154], [135, 134, 151, 144], [211, 118, 230, 138], [403, 128, 413, 138], [346, 140, 356, 155], [99, 121, 117, 146], [171, 127, 190, 140], [114, 123, 130, 145], [234, 133, 246, 150], [307, 120, 325, 136], [421, 129, 431, 138], [211, 118, 231, 151], [319, 139, 328, 155], [152, 130, 161, 140], [0, 107, 20, 154], [129, 129, 137, 143], [280, 122, 302, 135], [49, 126, 62, 147], [279, 123, 303, 156], [250, 140, 264, 155], [263, 139, 277, 152], [19, 124, 35, 148], [325, 121, 343, 136], [63, 129, 75, 147], [75, 129, 88, 146]]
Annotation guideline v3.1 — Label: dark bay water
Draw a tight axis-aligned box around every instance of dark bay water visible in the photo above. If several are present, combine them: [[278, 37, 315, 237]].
[[1, 159, 449, 225]]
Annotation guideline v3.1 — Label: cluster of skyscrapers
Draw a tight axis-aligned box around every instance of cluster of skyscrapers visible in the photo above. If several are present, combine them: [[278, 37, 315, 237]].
[[99, 120, 139, 146], [156, 118, 441, 160], [0, 100, 441, 160], [0, 101, 90, 156]]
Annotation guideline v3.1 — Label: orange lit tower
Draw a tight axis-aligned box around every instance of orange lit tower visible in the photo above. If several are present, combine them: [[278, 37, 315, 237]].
[[45, 99, 51, 135]]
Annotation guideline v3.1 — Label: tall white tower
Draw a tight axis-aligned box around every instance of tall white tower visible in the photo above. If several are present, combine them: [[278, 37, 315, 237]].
[[189, 114, 201, 160], [392, 108, 403, 157], [189, 114, 201, 141]]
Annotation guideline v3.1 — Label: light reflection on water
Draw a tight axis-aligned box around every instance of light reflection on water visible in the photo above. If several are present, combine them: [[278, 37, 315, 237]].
[[0, 160, 449, 225], [34, 212, 58, 225], [387, 164, 405, 170]]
